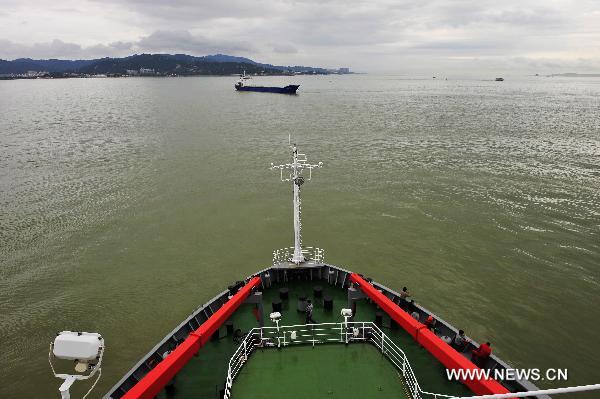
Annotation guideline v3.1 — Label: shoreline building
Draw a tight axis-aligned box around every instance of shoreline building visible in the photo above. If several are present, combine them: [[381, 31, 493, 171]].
[[139, 68, 156, 76]]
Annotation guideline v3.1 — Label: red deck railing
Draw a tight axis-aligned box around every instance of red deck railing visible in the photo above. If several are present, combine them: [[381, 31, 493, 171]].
[[122, 276, 262, 399], [349, 273, 516, 398]]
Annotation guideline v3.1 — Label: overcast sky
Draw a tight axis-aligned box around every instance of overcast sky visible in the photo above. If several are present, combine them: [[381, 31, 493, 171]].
[[1, 0, 599, 73]]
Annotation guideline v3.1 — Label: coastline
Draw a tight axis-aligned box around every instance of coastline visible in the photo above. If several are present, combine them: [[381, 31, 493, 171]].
[[0, 72, 355, 81]]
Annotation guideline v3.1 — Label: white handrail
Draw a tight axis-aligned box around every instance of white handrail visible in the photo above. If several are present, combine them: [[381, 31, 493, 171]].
[[272, 246, 325, 265], [223, 321, 453, 399], [452, 383, 600, 399]]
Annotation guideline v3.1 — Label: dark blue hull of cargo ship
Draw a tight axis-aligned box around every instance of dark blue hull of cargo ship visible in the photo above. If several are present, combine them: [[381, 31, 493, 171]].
[[235, 84, 299, 94]]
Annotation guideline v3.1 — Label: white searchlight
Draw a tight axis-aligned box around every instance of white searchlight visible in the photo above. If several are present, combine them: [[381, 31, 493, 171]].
[[341, 308, 353, 324], [269, 312, 283, 348], [341, 308, 352, 326], [49, 331, 105, 399], [341, 308, 353, 343], [269, 312, 282, 322], [270, 312, 282, 332]]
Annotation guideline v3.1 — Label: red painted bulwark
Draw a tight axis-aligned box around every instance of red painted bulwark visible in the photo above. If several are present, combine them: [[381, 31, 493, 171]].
[[349, 273, 515, 398], [122, 276, 262, 399]]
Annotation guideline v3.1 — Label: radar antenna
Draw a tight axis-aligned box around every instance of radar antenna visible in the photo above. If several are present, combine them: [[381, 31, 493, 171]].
[[271, 143, 324, 265]]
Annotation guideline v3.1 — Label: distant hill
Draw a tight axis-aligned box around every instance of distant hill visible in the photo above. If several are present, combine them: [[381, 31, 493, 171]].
[[201, 54, 258, 65], [0, 53, 332, 75], [0, 58, 95, 74], [75, 54, 278, 75]]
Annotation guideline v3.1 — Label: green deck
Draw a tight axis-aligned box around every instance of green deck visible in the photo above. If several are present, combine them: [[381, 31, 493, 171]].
[[157, 279, 473, 399], [233, 344, 409, 399]]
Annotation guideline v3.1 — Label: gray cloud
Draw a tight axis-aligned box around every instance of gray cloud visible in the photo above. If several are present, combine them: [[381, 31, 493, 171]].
[[0, 31, 254, 60], [272, 44, 298, 54], [137, 30, 255, 54], [411, 39, 509, 52], [486, 8, 566, 27], [89, 0, 273, 22], [0, 39, 134, 60], [0, 0, 599, 73]]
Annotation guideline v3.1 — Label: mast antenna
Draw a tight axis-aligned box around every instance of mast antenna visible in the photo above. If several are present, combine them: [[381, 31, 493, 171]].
[[271, 143, 324, 265]]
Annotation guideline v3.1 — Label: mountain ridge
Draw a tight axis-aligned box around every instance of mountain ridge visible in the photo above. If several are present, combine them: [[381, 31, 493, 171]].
[[0, 53, 335, 75]]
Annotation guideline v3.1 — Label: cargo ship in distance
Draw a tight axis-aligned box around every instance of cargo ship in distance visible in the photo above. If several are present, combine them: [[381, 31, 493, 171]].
[[234, 72, 299, 94]]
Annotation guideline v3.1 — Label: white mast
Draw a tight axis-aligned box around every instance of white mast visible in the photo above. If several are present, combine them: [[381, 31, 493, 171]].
[[271, 143, 323, 265]]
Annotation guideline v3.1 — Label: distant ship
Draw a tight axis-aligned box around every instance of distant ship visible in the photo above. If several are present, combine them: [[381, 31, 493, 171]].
[[495, 77, 504, 81], [235, 72, 299, 94]]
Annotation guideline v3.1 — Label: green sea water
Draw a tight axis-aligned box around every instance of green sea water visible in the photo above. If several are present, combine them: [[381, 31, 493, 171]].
[[1, 75, 599, 398]]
